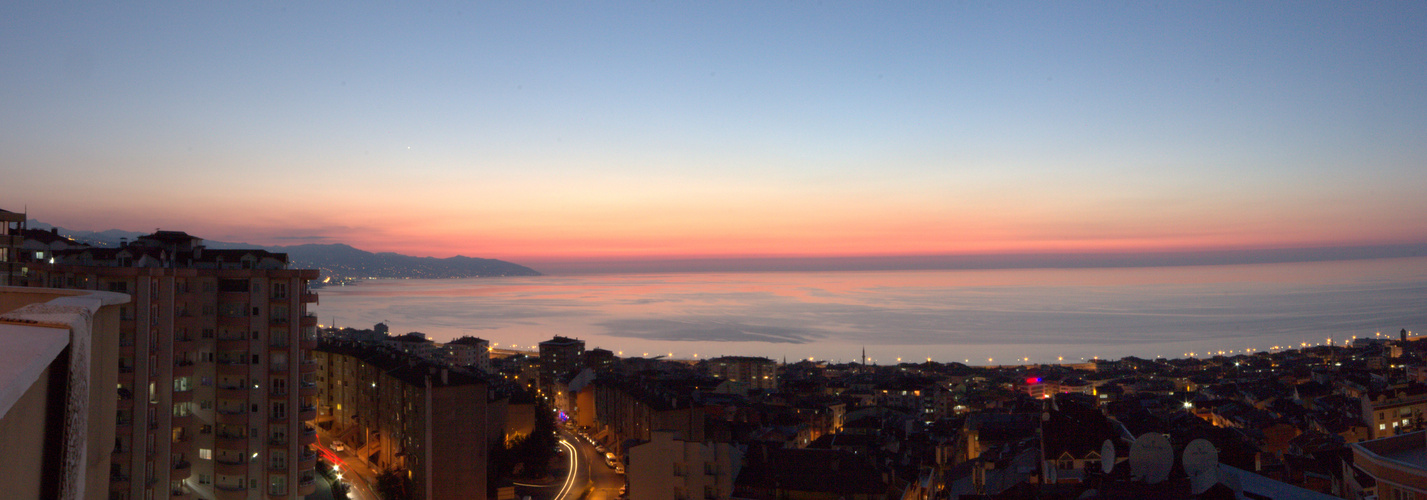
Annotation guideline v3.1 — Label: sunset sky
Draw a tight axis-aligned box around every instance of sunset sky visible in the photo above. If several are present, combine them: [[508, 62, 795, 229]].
[[4, 3, 1425, 266]]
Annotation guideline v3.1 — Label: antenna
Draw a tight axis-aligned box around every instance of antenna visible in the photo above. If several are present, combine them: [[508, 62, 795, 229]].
[[1128, 433, 1172, 484], [1182, 438, 1220, 494], [1100, 439, 1115, 474]]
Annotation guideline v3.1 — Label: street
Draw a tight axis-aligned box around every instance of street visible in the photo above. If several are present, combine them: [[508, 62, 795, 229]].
[[564, 429, 627, 500], [316, 431, 379, 500]]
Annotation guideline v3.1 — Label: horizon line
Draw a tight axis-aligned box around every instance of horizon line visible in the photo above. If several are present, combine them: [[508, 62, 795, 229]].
[[520, 243, 1427, 275]]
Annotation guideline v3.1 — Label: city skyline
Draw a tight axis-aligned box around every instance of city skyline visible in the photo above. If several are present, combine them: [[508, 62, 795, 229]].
[[4, 3, 1426, 269]]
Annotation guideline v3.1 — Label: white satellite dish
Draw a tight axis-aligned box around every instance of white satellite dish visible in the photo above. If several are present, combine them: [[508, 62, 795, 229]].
[[1100, 439, 1115, 474], [1182, 438, 1220, 494], [1128, 433, 1173, 484]]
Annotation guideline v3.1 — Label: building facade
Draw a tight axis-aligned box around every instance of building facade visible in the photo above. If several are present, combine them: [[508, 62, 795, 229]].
[[538, 336, 585, 390], [627, 430, 741, 500], [704, 356, 779, 391], [0, 209, 23, 286], [313, 341, 501, 500], [443, 336, 491, 373], [19, 231, 320, 500]]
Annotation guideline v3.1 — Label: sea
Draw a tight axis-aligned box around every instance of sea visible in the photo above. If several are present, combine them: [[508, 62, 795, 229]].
[[312, 256, 1427, 366]]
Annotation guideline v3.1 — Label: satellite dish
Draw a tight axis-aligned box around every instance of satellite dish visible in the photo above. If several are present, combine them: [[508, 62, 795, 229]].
[[1182, 439, 1220, 494], [1100, 439, 1116, 474], [1128, 433, 1172, 484]]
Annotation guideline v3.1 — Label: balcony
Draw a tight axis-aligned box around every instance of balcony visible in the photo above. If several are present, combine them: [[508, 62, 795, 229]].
[[268, 435, 288, 448], [216, 433, 247, 451], [172, 388, 194, 404], [299, 359, 317, 374], [173, 336, 197, 353], [269, 388, 289, 400], [269, 363, 290, 373], [298, 404, 317, 421], [298, 472, 317, 496], [216, 408, 248, 425], [171, 486, 194, 500], [171, 460, 192, 480], [216, 384, 247, 399], [217, 315, 248, 329], [299, 427, 317, 445], [268, 316, 289, 327], [299, 313, 317, 327], [300, 292, 318, 304], [218, 337, 249, 351], [217, 361, 248, 376], [170, 412, 193, 427], [215, 483, 248, 500], [214, 458, 248, 476], [299, 381, 318, 397], [172, 360, 195, 377]]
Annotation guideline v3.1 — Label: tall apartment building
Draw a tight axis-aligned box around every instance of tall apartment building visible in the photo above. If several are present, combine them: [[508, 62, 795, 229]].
[[313, 340, 500, 500], [0, 209, 23, 286], [19, 231, 320, 500], [443, 336, 492, 373], [704, 356, 779, 391], [538, 336, 585, 389]]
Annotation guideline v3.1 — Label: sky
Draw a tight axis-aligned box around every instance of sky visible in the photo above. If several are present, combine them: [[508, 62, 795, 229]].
[[3, 3, 1426, 268]]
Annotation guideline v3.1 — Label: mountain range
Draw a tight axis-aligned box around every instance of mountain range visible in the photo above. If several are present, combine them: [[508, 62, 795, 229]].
[[26, 220, 542, 284]]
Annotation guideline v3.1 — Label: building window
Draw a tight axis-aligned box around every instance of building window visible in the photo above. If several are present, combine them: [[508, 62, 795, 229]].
[[199, 448, 212, 460]]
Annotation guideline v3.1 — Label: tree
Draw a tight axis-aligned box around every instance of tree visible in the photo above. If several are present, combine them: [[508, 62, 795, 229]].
[[375, 468, 414, 500], [508, 399, 559, 480]]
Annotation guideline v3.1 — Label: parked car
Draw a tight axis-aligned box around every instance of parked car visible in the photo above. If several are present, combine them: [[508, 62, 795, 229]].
[[330, 440, 346, 452]]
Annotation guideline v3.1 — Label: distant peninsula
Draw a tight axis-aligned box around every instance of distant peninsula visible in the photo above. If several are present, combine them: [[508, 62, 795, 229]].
[[26, 220, 542, 286]]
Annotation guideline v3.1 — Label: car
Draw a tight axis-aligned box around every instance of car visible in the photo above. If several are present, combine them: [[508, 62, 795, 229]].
[[330, 440, 346, 452], [615, 464, 625, 474]]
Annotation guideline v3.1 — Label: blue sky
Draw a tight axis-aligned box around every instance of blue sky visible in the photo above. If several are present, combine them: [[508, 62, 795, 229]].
[[3, 2, 1425, 264]]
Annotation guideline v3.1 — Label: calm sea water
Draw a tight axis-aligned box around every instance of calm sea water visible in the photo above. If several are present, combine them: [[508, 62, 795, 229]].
[[313, 257, 1427, 365]]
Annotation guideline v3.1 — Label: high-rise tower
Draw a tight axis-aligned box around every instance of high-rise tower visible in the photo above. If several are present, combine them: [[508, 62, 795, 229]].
[[19, 230, 320, 500]]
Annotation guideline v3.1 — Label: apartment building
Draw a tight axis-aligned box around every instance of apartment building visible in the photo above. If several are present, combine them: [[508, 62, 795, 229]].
[[0, 209, 22, 286], [443, 336, 491, 373], [539, 335, 584, 391], [704, 356, 778, 391], [314, 340, 502, 500], [1361, 384, 1427, 439], [627, 430, 741, 500], [18, 231, 320, 500]]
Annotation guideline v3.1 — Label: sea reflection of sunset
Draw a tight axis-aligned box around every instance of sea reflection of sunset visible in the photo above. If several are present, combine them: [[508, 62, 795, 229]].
[[315, 257, 1427, 365]]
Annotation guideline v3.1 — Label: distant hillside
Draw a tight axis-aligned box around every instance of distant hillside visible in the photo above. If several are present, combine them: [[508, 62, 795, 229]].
[[26, 220, 541, 283], [270, 243, 542, 282]]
